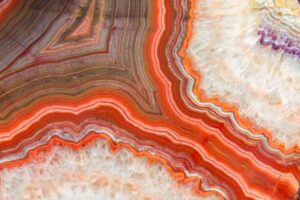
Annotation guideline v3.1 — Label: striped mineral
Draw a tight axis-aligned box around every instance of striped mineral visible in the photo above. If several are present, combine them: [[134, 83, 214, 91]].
[[0, 0, 299, 200]]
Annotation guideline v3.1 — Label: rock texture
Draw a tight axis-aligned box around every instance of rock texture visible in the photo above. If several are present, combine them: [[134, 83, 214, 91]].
[[0, 0, 299, 200]]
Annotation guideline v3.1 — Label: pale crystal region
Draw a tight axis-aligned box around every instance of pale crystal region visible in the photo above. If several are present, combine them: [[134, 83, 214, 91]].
[[188, 0, 300, 148], [0, 139, 218, 200]]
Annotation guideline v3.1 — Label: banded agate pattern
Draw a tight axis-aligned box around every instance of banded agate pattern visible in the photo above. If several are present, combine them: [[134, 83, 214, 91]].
[[0, 0, 299, 200]]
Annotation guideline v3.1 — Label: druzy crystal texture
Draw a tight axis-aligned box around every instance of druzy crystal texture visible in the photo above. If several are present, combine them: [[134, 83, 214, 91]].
[[0, 0, 299, 199]]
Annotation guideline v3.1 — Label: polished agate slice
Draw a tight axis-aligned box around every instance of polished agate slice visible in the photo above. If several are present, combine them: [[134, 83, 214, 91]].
[[0, 0, 299, 200]]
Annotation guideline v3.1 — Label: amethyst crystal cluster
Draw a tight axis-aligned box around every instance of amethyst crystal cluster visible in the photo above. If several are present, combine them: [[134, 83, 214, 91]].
[[258, 28, 300, 58]]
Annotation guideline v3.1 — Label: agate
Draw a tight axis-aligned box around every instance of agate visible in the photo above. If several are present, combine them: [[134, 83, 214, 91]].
[[0, 0, 299, 200]]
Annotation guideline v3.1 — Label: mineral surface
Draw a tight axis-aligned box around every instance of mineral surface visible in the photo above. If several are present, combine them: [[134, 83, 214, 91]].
[[0, 0, 299, 200]]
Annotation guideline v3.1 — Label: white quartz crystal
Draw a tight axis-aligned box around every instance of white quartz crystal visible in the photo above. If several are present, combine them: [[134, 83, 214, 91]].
[[188, 0, 300, 148], [0, 139, 219, 200]]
